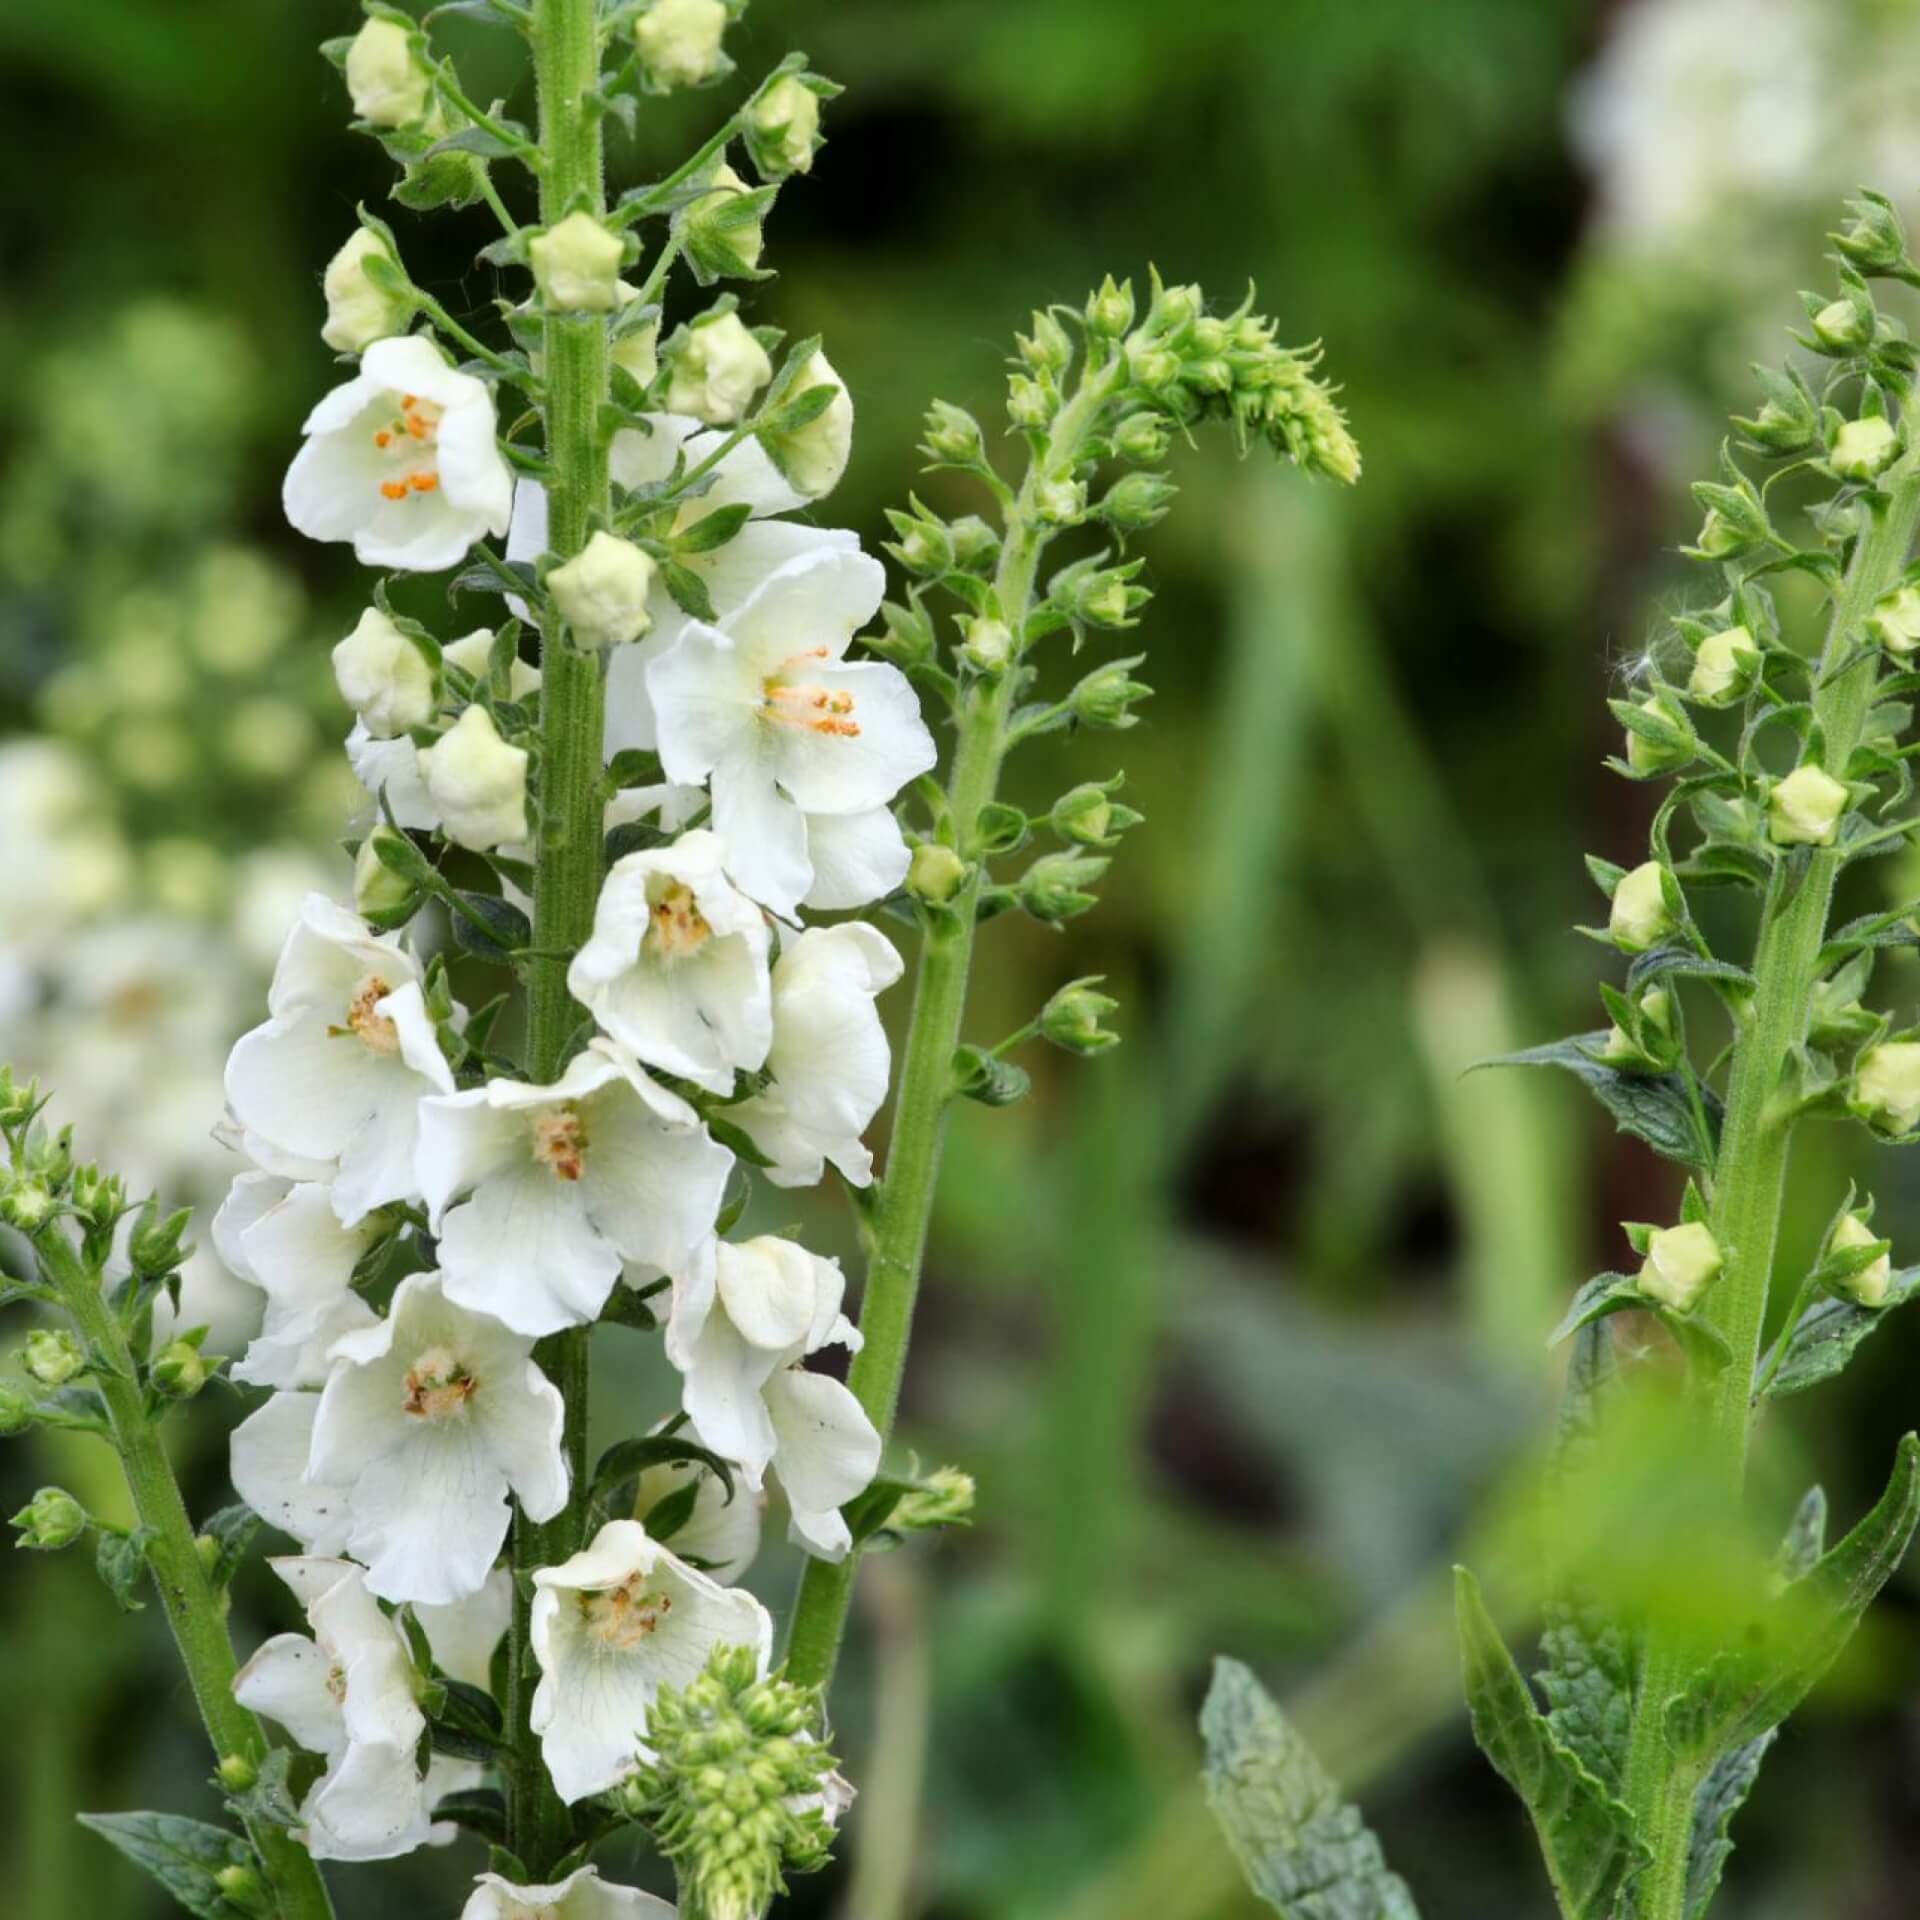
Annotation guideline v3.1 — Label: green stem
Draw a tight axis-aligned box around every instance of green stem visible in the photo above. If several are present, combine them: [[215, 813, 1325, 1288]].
[[507, 0, 610, 1877], [785, 364, 1119, 1690], [1624, 472, 1920, 1920], [37, 1233, 335, 1920]]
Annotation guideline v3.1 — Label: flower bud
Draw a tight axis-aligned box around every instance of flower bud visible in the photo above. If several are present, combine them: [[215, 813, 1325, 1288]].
[[344, 18, 435, 128], [1608, 861, 1673, 954], [1768, 763, 1849, 847], [1600, 987, 1676, 1071], [1686, 624, 1757, 703], [665, 308, 773, 426], [634, 0, 731, 89], [0, 1069, 39, 1134], [1124, 336, 1181, 389], [1016, 310, 1073, 377], [530, 212, 628, 313], [321, 229, 412, 355], [1812, 295, 1874, 354], [1638, 1221, 1722, 1312], [333, 608, 437, 740], [922, 400, 986, 467], [1007, 376, 1055, 430], [1039, 977, 1121, 1055], [746, 74, 821, 179], [1688, 476, 1774, 560], [1018, 851, 1107, 924], [1868, 584, 1920, 657], [12, 1486, 87, 1551], [1855, 1039, 1920, 1134], [217, 1754, 258, 1792], [1112, 411, 1171, 464], [1621, 694, 1694, 775], [1072, 567, 1147, 628], [1099, 470, 1178, 531], [1069, 655, 1152, 730], [1831, 1211, 1893, 1308], [130, 1200, 193, 1277], [1831, 414, 1899, 481], [1086, 274, 1136, 338], [613, 318, 661, 388], [418, 706, 530, 852], [213, 1865, 271, 1917], [891, 1465, 976, 1531], [1832, 192, 1908, 274], [759, 350, 853, 499], [907, 842, 969, 905], [883, 507, 954, 578], [151, 1335, 210, 1400], [0, 1179, 55, 1234], [960, 617, 1014, 674], [1050, 779, 1141, 848], [23, 1329, 85, 1388], [548, 532, 658, 650], [354, 827, 423, 922], [948, 515, 1001, 573], [682, 163, 766, 279], [1034, 475, 1087, 526], [0, 1385, 31, 1438]]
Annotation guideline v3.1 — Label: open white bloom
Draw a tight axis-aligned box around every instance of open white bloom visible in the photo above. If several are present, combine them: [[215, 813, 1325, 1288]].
[[333, 606, 437, 739], [633, 0, 729, 88], [234, 1557, 430, 1861], [322, 229, 413, 355], [213, 1172, 380, 1387], [665, 309, 772, 426], [647, 548, 935, 914], [568, 830, 772, 1094], [224, 895, 455, 1225], [758, 350, 852, 500], [284, 335, 512, 573], [230, 1391, 352, 1555], [418, 1038, 733, 1337], [312, 1274, 568, 1604], [464, 1866, 676, 1920], [345, 18, 436, 128], [531, 213, 629, 313], [418, 705, 531, 851], [666, 1236, 881, 1560], [548, 531, 659, 651], [349, 629, 537, 832], [530, 1518, 772, 1802], [731, 925, 902, 1187]]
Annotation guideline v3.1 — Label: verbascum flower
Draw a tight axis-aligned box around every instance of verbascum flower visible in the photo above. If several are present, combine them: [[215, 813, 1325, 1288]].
[[344, 18, 436, 129], [1768, 763, 1849, 847], [633, 0, 730, 89], [1637, 1221, 1722, 1312], [417, 706, 529, 851], [462, 1868, 674, 1919], [321, 229, 413, 354], [758, 350, 853, 500], [547, 531, 659, 650], [332, 606, 438, 739], [665, 307, 772, 423]]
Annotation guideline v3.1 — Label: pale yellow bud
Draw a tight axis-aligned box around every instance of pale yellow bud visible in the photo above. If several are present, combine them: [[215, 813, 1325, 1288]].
[[417, 706, 529, 851], [530, 213, 627, 313], [1831, 414, 1898, 481], [665, 310, 773, 426], [1638, 1221, 1721, 1312], [332, 608, 436, 739], [321, 229, 412, 354], [1868, 585, 1920, 658], [1686, 624, 1756, 703], [634, 0, 730, 88], [345, 19, 434, 128], [1767, 764, 1849, 847], [1607, 861, 1672, 954], [1831, 1211, 1893, 1308], [1856, 1040, 1920, 1134], [547, 533, 658, 651]]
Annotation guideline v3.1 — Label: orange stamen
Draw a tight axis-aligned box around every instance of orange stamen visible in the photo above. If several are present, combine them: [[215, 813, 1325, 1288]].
[[374, 429, 392, 449], [409, 471, 439, 493], [380, 479, 410, 501]]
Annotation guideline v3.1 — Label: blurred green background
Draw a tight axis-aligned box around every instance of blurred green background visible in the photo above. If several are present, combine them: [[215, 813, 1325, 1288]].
[[8, 0, 1920, 1914]]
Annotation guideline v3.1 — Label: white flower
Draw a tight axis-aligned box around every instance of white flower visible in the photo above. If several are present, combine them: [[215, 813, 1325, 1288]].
[[213, 1172, 380, 1388], [284, 335, 512, 573], [234, 1557, 431, 1861], [758, 350, 852, 499], [311, 1273, 568, 1604], [418, 705, 530, 851], [417, 1038, 733, 1338], [530, 1518, 772, 1803], [666, 1236, 881, 1560], [665, 309, 772, 426], [633, 0, 730, 88], [1768, 762, 1849, 846], [646, 548, 935, 915], [417, 1568, 515, 1690], [230, 1391, 352, 1555], [531, 212, 629, 313], [731, 925, 902, 1187], [548, 532, 659, 651], [333, 605, 437, 739], [322, 229, 413, 355], [345, 18, 436, 128], [464, 1866, 677, 1920], [224, 894, 456, 1225], [567, 830, 772, 1095]]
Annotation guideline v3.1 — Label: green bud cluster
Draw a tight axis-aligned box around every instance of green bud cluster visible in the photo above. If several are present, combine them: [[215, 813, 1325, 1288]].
[[889, 1464, 976, 1531], [618, 1646, 839, 1920]]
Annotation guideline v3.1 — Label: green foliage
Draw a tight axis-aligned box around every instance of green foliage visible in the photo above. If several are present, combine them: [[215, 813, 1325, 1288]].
[[1481, 1035, 1719, 1170], [1759, 1267, 1920, 1397], [76, 1811, 258, 1919], [1199, 1658, 1419, 1920]]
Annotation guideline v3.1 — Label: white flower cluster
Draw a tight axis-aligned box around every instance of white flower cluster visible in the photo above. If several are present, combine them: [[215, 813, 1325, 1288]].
[[223, 282, 927, 1857]]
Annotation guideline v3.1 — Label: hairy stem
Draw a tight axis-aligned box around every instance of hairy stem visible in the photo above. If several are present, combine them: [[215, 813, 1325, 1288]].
[[785, 365, 1118, 1690], [507, 0, 609, 1875], [37, 1233, 336, 1920], [1624, 471, 1920, 1920]]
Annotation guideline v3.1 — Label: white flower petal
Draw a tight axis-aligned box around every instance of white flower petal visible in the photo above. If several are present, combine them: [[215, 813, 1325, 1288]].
[[230, 1392, 354, 1555], [233, 1633, 346, 1759], [801, 805, 911, 911], [463, 1865, 677, 1919], [765, 1367, 882, 1562]]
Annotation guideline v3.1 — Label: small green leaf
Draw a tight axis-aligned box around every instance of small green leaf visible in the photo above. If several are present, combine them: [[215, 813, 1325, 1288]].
[[1546, 1275, 1645, 1350], [450, 893, 531, 965], [434, 1787, 508, 1844], [1760, 1267, 1920, 1397], [78, 1811, 255, 1918], [661, 561, 716, 623], [1199, 1656, 1421, 1919], [1455, 1569, 1645, 1920], [673, 502, 753, 554], [198, 1504, 262, 1593], [592, 1434, 736, 1510], [429, 1679, 506, 1761], [639, 1476, 701, 1545], [95, 1526, 156, 1613], [1477, 1034, 1719, 1169], [951, 1045, 1030, 1107], [1684, 1734, 1772, 1919]]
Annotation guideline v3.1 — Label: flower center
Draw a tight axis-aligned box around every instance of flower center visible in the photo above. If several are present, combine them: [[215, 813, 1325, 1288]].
[[578, 1575, 675, 1651], [369, 391, 444, 504], [761, 646, 860, 738], [530, 1103, 587, 1181], [326, 1664, 348, 1705], [333, 973, 400, 1054], [646, 880, 713, 960], [403, 1344, 477, 1421]]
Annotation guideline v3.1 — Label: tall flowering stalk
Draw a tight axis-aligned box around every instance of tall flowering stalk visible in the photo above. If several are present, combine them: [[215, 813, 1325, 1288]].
[[0, 2, 1355, 1916]]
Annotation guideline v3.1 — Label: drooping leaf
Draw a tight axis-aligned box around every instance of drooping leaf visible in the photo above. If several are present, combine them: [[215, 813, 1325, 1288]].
[[1759, 1268, 1920, 1398], [433, 1787, 508, 1844], [449, 892, 531, 966], [1199, 1657, 1421, 1920], [197, 1503, 262, 1593], [1477, 1034, 1719, 1170], [429, 1679, 506, 1761], [591, 1433, 736, 1509], [1455, 1569, 1645, 1920], [77, 1811, 255, 1918], [95, 1526, 156, 1613]]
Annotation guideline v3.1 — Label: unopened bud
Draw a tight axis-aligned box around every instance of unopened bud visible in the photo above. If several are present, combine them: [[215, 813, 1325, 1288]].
[[1112, 411, 1172, 464], [344, 18, 435, 129], [1831, 414, 1899, 481], [152, 1336, 210, 1401], [0, 1385, 33, 1437], [1124, 336, 1181, 389], [612, 318, 661, 388], [1621, 694, 1694, 776], [1033, 475, 1087, 526], [1018, 851, 1107, 924], [948, 515, 1001, 573], [530, 213, 628, 313], [354, 827, 423, 922], [907, 842, 969, 906], [1086, 275, 1136, 338], [1832, 192, 1908, 274], [130, 1200, 193, 1278], [759, 350, 852, 499], [1857, 1039, 1920, 1135], [1869, 584, 1920, 658], [1016, 309, 1073, 377], [22, 1329, 85, 1388], [1831, 1211, 1893, 1309], [681, 163, 766, 281], [1638, 1221, 1722, 1313], [1100, 470, 1177, 530], [0, 1179, 55, 1233], [333, 608, 437, 740], [665, 307, 772, 425], [959, 617, 1014, 674], [1687, 624, 1758, 704], [213, 1864, 270, 1916], [891, 1465, 975, 1531], [1812, 295, 1874, 354], [217, 1753, 258, 1793], [548, 532, 658, 650], [746, 74, 822, 179], [884, 509, 953, 578], [634, 0, 731, 89], [321, 229, 412, 355], [1768, 763, 1849, 847], [1069, 656, 1152, 730], [1607, 861, 1674, 954], [0, 1069, 38, 1132], [921, 400, 986, 467], [1007, 376, 1055, 430], [12, 1486, 87, 1551], [1050, 780, 1141, 848], [417, 705, 530, 852], [1039, 977, 1121, 1055]]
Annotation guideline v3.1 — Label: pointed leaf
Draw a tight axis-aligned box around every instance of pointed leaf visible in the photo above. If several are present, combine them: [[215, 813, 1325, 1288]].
[[77, 1811, 255, 1918], [1759, 1267, 1920, 1398], [1477, 1035, 1719, 1170]]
